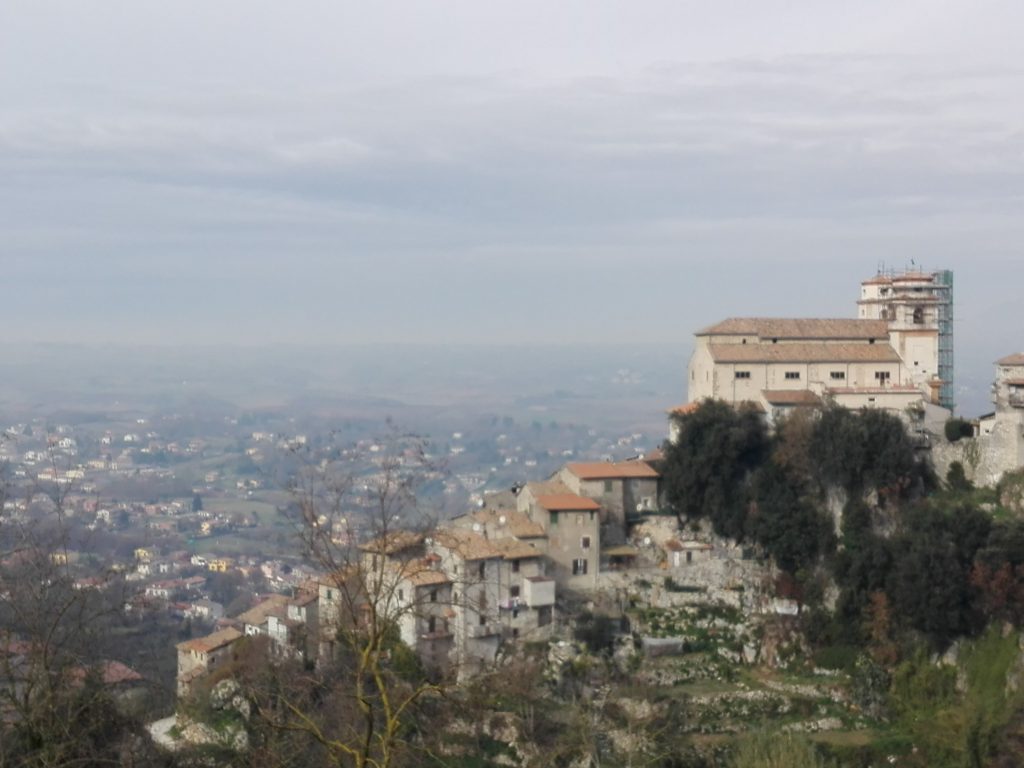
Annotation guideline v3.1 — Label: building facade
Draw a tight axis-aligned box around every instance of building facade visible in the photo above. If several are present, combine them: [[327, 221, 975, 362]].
[[685, 269, 954, 418]]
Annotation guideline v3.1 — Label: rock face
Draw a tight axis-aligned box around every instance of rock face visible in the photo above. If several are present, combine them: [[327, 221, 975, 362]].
[[174, 679, 252, 753], [932, 425, 1024, 489]]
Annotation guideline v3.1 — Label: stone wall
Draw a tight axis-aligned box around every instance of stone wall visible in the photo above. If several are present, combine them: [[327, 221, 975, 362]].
[[931, 416, 1024, 488]]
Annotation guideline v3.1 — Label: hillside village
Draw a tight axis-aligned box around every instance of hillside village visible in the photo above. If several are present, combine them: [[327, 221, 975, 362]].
[[161, 267, 1024, 761], [5, 267, 1024, 765]]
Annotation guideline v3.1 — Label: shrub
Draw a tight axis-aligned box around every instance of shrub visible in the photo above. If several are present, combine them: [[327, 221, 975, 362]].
[[729, 731, 833, 768], [945, 418, 974, 443], [947, 461, 974, 492]]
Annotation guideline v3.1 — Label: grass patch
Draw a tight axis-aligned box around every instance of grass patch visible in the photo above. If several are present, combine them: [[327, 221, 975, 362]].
[[203, 498, 281, 525]]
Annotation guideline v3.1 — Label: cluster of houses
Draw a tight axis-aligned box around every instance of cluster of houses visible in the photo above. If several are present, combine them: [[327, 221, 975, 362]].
[[174, 457, 732, 693], [168, 266, 1022, 698]]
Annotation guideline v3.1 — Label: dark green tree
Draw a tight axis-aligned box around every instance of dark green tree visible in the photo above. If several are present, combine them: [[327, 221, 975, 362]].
[[663, 401, 769, 540], [748, 461, 835, 574], [947, 461, 974, 492]]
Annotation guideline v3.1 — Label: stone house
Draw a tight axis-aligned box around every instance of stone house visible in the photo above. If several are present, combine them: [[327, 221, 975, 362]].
[[429, 528, 504, 677], [556, 460, 660, 542], [517, 481, 600, 591], [175, 627, 242, 696]]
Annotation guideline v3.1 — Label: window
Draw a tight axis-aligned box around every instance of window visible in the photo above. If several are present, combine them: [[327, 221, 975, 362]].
[[913, 306, 925, 324], [550, 511, 559, 526], [686, 551, 692, 564], [326, 589, 333, 600], [874, 371, 891, 382], [512, 628, 519, 638], [538, 606, 552, 626], [429, 589, 437, 603], [735, 371, 751, 379], [479, 613, 487, 626], [397, 589, 404, 602], [510, 585, 520, 598], [572, 558, 588, 576], [427, 616, 436, 634], [512, 608, 519, 619], [785, 371, 800, 380], [581, 536, 591, 550], [589, 510, 595, 522], [604, 480, 613, 492], [830, 371, 845, 380], [478, 562, 486, 579], [511, 559, 520, 573]]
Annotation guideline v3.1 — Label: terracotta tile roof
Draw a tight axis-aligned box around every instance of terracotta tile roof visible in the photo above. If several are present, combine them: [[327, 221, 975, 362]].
[[665, 539, 712, 551], [698, 318, 889, 340], [400, 560, 451, 587], [708, 342, 900, 364], [70, 661, 143, 686], [471, 508, 546, 538], [603, 545, 639, 557], [176, 627, 242, 654], [668, 403, 699, 415], [535, 493, 601, 511], [359, 530, 424, 555], [432, 529, 502, 561], [564, 461, 659, 480], [290, 589, 318, 608], [760, 390, 822, 406], [997, 353, 1024, 366], [236, 594, 289, 627], [1004, 379, 1024, 387], [489, 538, 542, 560]]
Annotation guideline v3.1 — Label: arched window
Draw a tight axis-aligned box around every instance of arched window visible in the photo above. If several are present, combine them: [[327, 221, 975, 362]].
[[913, 306, 925, 324]]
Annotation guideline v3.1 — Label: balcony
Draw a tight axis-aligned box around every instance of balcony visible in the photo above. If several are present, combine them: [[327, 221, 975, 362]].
[[523, 576, 555, 608]]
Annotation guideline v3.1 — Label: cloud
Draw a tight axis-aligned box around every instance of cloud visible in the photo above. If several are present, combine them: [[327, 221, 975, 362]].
[[0, 4, 1022, 390]]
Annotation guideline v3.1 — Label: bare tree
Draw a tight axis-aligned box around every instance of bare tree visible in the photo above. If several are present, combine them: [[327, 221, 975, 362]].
[[0, 441, 164, 766], [242, 430, 452, 768]]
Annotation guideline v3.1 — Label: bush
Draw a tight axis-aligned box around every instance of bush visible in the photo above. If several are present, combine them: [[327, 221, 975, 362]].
[[813, 644, 860, 672], [947, 461, 974, 492], [729, 731, 833, 768], [945, 418, 974, 443]]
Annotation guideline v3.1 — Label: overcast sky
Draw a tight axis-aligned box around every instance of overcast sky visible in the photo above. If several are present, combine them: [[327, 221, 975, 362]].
[[2, 2, 1022, 381]]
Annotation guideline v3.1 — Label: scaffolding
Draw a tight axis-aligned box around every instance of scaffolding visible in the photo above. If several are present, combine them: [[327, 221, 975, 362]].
[[935, 269, 954, 410]]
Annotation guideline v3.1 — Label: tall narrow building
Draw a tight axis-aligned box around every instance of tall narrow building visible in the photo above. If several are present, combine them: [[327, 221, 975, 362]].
[[857, 269, 954, 409]]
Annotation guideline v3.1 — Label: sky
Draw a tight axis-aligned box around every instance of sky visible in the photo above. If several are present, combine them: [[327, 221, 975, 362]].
[[2, 1, 1023, 384]]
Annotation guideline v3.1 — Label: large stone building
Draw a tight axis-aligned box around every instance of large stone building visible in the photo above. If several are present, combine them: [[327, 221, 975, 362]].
[[686, 269, 953, 419]]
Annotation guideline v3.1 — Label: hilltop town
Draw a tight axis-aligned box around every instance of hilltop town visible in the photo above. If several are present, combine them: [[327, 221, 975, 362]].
[[3, 268, 1024, 766]]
